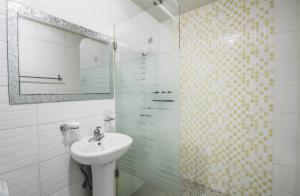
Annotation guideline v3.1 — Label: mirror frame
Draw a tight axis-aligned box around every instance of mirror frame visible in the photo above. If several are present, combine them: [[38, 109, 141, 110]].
[[7, 1, 114, 105]]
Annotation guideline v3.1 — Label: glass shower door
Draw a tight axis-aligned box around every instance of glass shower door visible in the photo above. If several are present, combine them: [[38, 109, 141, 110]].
[[115, 47, 181, 196]]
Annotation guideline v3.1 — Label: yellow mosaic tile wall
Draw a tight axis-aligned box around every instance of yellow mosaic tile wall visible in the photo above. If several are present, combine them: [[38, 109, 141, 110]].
[[180, 0, 275, 195]]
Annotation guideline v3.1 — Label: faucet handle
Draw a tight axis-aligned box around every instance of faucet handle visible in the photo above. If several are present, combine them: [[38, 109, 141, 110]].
[[89, 126, 104, 142], [94, 126, 101, 135]]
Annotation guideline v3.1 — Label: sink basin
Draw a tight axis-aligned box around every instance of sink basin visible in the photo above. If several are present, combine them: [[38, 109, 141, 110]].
[[71, 132, 132, 196], [71, 133, 132, 165]]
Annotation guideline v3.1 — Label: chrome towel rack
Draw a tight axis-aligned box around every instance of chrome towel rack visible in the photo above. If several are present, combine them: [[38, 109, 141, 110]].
[[19, 74, 63, 81]]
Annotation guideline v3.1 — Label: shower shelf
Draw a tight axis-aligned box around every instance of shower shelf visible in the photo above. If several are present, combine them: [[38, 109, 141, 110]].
[[152, 100, 174, 102]]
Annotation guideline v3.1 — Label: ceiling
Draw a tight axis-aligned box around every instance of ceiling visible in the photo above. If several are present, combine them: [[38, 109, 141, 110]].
[[179, 0, 218, 14], [132, 0, 218, 21]]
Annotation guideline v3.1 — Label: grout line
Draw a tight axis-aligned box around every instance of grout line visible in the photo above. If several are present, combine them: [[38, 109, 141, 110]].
[[272, 187, 296, 195], [0, 124, 38, 132], [36, 103, 43, 196], [46, 178, 85, 196], [273, 162, 297, 168], [275, 28, 298, 35], [0, 162, 38, 176], [39, 152, 71, 164], [0, 144, 38, 157], [37, 114, 105, 126], [12, 178, 40, 195], [273, 137, 298, 142], [275, 56, 300, 61], [272, 136, 297, 142], [274, 111, 298, 115], [276, 84, 299, 88], [0, 114, 107, 133], [0, 114, 115, 136]]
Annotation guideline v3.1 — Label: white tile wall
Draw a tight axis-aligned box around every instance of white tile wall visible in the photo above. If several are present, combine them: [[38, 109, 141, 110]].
[[276, 58, 299, 86], [273, 190, 295, 196], [275, 86, 298, 113], [275, 31, 298, 60], [38, 122, 72, 161], [37, 101, 92, 124], [49, 181, 90, 196], [39, 154, 83, 196], [273, 164, 296, 193], [275, 2, 297, 33], [0, 126, 38, 174], [273, 0, 299, 195], [0, 0, 116, 196], [275, 0, 297, 8], [0, 7, 5, 42], [0, 41, 6, 60], [0, 165, 40, 196], [0, 55, 7, 87], [273, 138, 297, 167], [274, 113, 298, 140]]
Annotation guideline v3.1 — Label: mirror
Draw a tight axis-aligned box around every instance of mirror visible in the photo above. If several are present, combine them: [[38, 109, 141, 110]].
[[7, 1, 114, 104], [18, 17, 111, 95]]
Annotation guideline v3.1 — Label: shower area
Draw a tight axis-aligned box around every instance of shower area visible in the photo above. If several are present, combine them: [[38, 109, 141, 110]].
[[114, 0, 299, 195], [114, 0, 181, 195]]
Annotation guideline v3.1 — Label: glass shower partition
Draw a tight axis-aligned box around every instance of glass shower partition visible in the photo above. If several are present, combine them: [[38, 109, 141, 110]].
[[114, 1, 181, 195]]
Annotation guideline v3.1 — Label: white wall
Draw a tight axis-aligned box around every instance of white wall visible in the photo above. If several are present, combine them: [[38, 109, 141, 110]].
[[15, 0, 143, 36], [273, 0, 299, 195], [0, 0, 145, 196], [115, 11, 179, 57]]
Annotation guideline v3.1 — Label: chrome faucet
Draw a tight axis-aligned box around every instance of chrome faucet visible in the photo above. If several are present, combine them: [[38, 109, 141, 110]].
[[89, 126, 105, 142]]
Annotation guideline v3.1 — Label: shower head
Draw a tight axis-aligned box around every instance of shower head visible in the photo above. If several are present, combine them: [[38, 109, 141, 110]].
[[142, 37, 154, 56], [148, 37, 154, 44], [152, 0, 178, 21]]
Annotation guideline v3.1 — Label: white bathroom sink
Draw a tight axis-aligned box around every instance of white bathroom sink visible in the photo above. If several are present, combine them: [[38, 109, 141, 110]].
[[71, 132, 132, 196], [71, 133, 132, 165]]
